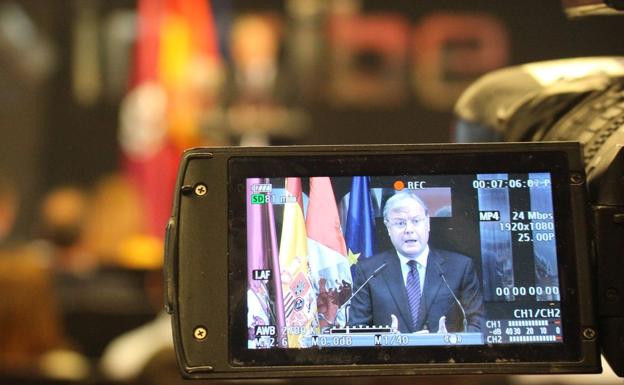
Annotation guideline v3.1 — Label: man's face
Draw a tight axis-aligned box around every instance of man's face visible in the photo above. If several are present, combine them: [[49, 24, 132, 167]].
[[385, 198, 430, 258]]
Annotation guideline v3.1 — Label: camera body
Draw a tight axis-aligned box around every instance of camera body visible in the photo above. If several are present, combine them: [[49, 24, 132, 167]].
[[164, 142, 600, 379], [455, 57, 624, 375]]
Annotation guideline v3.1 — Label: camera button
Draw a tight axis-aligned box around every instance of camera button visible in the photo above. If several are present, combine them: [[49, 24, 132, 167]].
[[164, 217, 176, 314]]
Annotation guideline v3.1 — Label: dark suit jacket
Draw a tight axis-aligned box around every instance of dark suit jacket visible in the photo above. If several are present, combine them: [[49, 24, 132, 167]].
[[348, 248, 485, 333]]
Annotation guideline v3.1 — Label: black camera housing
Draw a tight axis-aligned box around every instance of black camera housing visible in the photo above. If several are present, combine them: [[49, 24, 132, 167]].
[[164, 142, 599, 379], [454, 59, 624, 375]]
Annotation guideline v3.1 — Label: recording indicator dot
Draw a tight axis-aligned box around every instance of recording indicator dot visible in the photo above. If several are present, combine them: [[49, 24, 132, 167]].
[[393, 180, 405, 191]]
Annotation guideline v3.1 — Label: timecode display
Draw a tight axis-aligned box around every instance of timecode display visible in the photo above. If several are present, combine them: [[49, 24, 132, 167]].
[[494, 286, 560, 297], [472, 178, 551, 189]]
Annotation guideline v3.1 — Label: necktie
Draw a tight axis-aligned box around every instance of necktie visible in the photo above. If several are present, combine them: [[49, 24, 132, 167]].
[[406, 260, 421, 331]]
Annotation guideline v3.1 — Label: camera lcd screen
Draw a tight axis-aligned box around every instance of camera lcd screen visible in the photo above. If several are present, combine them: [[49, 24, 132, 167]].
[[243, 172, 563, 350], [223, 150, 584, 367]]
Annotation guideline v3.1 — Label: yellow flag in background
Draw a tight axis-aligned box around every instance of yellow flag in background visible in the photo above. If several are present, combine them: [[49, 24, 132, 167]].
[[158, 0, 221, 150], [278, 178, 318, 347]]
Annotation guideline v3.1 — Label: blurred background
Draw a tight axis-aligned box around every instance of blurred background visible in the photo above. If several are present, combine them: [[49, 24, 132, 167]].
[[0, 0, 623, 384]]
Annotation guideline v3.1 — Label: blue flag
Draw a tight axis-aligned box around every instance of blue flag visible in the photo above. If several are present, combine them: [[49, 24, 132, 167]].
[[345, 176, 376, 264]]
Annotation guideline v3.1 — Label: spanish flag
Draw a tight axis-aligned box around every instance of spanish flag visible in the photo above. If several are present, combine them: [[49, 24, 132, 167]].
[[122, 0, 221, 238], [278, 178, 318, 347]]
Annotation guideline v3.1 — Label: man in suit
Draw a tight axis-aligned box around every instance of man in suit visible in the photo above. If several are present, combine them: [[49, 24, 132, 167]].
[[348, 191, 485, 333]]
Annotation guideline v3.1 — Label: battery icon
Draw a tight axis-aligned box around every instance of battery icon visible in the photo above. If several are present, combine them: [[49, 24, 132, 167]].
[[251, 193, 267, 204], [252, 183, 272, 193]]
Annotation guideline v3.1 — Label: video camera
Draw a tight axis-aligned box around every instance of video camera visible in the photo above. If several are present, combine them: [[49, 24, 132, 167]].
[[164, 8, 624, 381]]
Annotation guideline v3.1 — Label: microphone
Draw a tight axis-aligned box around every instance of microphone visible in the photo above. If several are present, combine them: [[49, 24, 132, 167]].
[[436, 263, 468, 333], [331, 262, 388, 326]]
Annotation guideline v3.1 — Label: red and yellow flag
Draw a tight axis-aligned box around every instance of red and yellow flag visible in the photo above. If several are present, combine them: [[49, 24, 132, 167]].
[[121, 0, 221, 237], [278, 178, 318, 347]]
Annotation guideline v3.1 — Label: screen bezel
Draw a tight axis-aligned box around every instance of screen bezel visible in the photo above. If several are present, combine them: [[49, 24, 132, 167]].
[[227, 150, 581, 367]]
